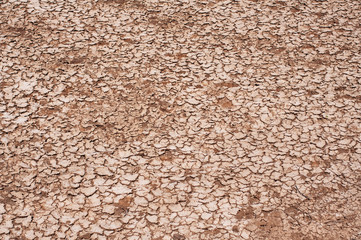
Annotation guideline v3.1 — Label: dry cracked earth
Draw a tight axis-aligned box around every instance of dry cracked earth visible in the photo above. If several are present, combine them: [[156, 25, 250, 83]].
[[1, 0, 361, 239]]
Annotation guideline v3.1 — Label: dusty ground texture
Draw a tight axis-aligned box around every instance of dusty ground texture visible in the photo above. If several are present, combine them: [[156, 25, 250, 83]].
[[0, 0, 361, 239]]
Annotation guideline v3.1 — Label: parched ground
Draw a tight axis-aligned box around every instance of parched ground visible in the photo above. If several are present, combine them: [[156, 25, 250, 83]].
[[0, 0, 361, 239]]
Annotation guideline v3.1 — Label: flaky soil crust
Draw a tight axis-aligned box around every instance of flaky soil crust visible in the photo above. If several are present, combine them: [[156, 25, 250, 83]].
[[0, 0, 360, 239]]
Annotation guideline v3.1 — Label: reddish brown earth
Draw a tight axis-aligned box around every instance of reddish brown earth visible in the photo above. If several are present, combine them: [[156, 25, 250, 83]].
[[0, 0, 361, 239]]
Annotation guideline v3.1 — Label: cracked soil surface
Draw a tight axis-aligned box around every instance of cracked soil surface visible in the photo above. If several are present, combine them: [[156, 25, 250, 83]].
[[0, 0, 361, 239]]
